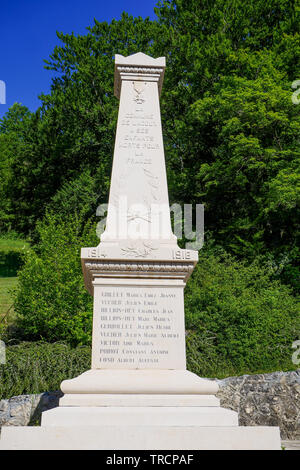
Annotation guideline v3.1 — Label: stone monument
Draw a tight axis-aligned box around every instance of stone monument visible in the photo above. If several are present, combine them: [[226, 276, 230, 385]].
[[0, 53, 281, 449]]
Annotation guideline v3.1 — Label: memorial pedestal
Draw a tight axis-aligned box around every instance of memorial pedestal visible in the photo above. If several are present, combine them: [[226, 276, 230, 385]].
[[0, 367, 280, 450]]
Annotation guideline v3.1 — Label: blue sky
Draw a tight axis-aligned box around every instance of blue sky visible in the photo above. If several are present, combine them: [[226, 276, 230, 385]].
[[0, 0, 157, 118]]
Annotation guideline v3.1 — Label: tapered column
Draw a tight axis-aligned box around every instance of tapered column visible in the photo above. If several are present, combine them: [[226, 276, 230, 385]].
[[102, 53, 176, 247]]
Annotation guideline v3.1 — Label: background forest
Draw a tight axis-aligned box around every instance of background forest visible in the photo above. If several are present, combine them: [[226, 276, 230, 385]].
[[0, 0, 299, 397]]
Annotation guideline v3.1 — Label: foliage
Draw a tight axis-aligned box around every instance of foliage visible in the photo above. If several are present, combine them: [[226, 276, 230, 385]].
[[47, 169, 100, 222], [184, 247, 300, 376], [0, 1, 299, 375], [153, 0, 300, 269], [0, 15, 158, 235], [12, 212, 98, 346], [0, 341, 91, 400], [0, 104, 33, 233], [0, 2, 298, 285]]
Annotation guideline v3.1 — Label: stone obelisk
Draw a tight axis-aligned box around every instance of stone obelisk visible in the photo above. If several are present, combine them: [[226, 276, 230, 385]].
[[59, 52, 217, 399], [0, 53, 281, 449]]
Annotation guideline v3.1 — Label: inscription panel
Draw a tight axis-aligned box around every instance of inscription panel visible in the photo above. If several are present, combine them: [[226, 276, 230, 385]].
[[92, 285, 186, 369]]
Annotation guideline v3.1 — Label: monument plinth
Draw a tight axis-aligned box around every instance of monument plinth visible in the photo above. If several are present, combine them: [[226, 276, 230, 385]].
[[0, 53, 281, 449]]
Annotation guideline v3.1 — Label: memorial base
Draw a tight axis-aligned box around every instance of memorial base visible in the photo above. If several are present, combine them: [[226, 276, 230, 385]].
[[0, 425, 281, 450], [0, 369, 281, 450]]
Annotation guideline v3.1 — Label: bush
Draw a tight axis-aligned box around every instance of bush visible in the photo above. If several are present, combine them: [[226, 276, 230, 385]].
[[185, 248, 300, 377], [0, 341, 91, 399], [11, 212, 98, 346], [47, 170, 103, 227]]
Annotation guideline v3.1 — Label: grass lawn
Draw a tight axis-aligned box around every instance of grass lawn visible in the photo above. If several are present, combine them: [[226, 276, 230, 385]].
[[0, 236, 28, 324], [0, 238, 29, 252], [0, 276, 18, 322]]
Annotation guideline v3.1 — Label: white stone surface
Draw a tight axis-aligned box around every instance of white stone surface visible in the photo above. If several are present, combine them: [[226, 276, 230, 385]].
[[103, 53, 175, 248], [91, 281, 187, 369], [114, 52, 166, 98], [0, 426, 281, 450], [60, 369, 219, 395], [59, 393, 220, 407], [41, 406, 238, 427], [81, 256, 198, 296]]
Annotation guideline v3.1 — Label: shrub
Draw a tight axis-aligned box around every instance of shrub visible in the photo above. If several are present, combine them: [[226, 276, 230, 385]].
[[12, 212, 98, 346], [47, 170, 102, 226], [0, 341, 91, 399], [185, 248, 300, 377]]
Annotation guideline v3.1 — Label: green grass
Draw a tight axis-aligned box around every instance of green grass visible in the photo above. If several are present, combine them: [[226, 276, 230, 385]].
[[0, 276, 18, 320], [0, 238, 29, 253], [0, 236, 28, 324]]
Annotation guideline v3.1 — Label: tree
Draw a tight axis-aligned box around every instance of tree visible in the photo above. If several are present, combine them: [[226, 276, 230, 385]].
[[0, 2, 299, 283], [152, 0, 300, 281], [1, 14, 159, 235], [0, 104, 33, 232]]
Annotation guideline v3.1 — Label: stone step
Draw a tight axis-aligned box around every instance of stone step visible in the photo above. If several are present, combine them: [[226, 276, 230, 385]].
[[41, 405, 238, 427], [0, 425, 281, 450]]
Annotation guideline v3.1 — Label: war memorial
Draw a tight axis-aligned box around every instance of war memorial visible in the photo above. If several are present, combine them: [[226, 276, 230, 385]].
[[0, 53, 281, 450]]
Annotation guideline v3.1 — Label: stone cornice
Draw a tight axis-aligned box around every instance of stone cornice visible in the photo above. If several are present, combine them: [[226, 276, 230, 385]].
[[81, 259, 196, 295], [117, 66, 164, 74], [114, 64, 165, 99]]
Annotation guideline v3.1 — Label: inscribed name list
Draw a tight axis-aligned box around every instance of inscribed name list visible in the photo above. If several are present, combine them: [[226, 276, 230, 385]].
[[92, 285, 186, 369]]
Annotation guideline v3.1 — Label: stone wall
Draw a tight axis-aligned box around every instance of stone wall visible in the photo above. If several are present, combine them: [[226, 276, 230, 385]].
[[216, 370, 300, 439], [0, 370, 299, 439], [0, 391, 62, 427]]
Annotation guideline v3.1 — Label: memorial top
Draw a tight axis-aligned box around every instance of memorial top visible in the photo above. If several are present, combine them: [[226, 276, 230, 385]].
[[115, 52, 166, 67], [81, 51, 198, 294], [114, 52, 166, 99]]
